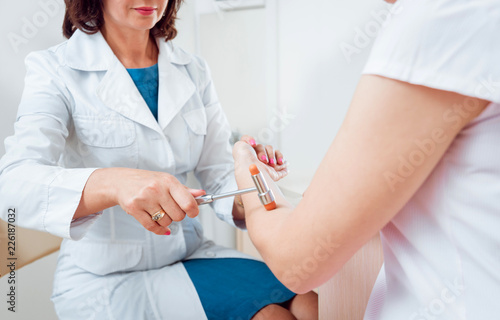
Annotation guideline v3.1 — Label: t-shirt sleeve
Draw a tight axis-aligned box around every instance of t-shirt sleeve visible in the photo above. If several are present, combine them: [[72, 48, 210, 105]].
[[363, 0, 500, 104]]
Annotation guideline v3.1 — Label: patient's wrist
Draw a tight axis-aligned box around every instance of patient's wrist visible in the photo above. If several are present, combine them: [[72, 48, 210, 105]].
[[234, 159, 261, 177]]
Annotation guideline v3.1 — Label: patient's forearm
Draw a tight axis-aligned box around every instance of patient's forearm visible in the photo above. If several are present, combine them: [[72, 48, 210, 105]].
[[234, 161, 299, 283], [235, 162, 346, 294]]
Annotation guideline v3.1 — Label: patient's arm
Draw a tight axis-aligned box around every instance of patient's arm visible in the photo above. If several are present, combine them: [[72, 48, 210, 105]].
[[232, 75, 489, 293], [232, 135, 289, 221]]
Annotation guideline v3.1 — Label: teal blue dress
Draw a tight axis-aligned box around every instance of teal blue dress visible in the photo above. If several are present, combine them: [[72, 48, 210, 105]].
[[127, 64, 296, 320], [126, 64, 159, 120]]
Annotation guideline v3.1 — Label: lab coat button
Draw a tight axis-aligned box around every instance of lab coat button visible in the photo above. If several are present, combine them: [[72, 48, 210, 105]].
[[205, 251, 216, 257]]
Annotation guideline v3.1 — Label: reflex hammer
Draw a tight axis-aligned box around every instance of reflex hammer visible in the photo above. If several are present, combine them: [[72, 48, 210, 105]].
[[195, 164, 276, 211]]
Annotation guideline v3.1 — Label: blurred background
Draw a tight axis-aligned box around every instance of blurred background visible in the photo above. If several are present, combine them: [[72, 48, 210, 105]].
[[0, 0, 386, 318]]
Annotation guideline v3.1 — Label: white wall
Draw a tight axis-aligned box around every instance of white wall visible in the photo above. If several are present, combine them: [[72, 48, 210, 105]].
[[199, 8, 268, 139], [195, 0, 389, 191], [0, 0, 67, 156], [277, 0, 387, 184]]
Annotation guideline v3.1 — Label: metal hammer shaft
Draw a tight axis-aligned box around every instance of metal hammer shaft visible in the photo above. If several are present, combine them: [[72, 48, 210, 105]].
[[195, 187, 257, 205]]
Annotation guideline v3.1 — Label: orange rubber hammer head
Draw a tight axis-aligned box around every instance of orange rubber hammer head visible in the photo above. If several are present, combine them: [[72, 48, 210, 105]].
[[249, 164, 277, 211]]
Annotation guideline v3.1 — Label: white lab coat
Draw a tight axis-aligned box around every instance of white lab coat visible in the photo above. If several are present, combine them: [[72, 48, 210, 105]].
[[0, 30, 254, 319]]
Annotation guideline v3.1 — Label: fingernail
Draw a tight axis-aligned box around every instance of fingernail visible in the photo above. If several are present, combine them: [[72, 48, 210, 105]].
[[278, 158, 284, 164], [260, 155, 268, 162], [250, 139, 256, 146], [165, 230, 171, 236], [269, 159, 275, 165]]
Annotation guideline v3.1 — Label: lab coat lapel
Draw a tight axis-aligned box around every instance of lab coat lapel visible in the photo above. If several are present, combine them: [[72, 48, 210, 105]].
[[157, 41, 196, 131], [66, 30, 194, 135], [95, 59, 163, 136]]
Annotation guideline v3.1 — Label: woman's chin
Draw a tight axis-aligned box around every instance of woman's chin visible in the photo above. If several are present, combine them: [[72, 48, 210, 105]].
[[127, 16, 159, 32]]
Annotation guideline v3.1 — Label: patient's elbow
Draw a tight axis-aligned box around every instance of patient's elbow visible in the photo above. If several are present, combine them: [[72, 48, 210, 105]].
[[275, 267, 316, 294], [269, 259, 321, 294], [272, 255, 342, 294]]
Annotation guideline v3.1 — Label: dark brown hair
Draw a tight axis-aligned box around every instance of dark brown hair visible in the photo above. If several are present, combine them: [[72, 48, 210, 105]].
[[63, 0, 184, 40]]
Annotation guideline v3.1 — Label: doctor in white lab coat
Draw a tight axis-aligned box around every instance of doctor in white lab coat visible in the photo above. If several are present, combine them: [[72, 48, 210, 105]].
[[0, 0, 319, 319], [0, 28, 247, 319]]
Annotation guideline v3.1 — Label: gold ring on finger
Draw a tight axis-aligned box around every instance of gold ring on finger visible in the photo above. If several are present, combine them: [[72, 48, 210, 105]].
[[151, 209, 166, 222]]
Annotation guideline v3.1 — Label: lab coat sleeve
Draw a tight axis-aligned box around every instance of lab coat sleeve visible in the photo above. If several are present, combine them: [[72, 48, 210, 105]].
[[193, 59, 246, 230], [0, 51, 102, 240]]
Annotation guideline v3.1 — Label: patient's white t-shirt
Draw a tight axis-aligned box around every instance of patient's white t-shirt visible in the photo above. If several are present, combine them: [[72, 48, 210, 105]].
[[362, 1, 500, 319]]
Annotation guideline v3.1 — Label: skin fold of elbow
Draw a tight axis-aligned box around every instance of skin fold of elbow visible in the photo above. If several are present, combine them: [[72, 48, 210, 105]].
[[262, 247, 319, 294], [275, 266, 315, 295], [262, 233, 342, 294]]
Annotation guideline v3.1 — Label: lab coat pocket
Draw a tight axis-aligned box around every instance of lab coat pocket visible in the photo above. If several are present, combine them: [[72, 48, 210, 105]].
[[182, 108, 207, 167], [71, 241, 143, 276], [72, 115, 138, 168], [182, 108, 207, 136], [73, 115, 135, 147]]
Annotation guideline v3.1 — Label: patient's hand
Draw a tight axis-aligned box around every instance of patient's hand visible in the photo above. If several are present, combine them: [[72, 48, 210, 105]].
[[234, 136, 289, 181]]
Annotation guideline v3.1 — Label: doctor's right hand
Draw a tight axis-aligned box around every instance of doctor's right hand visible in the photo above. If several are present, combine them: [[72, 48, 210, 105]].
[[74, 167, 205, 236], [110, 168, 206, 235]]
